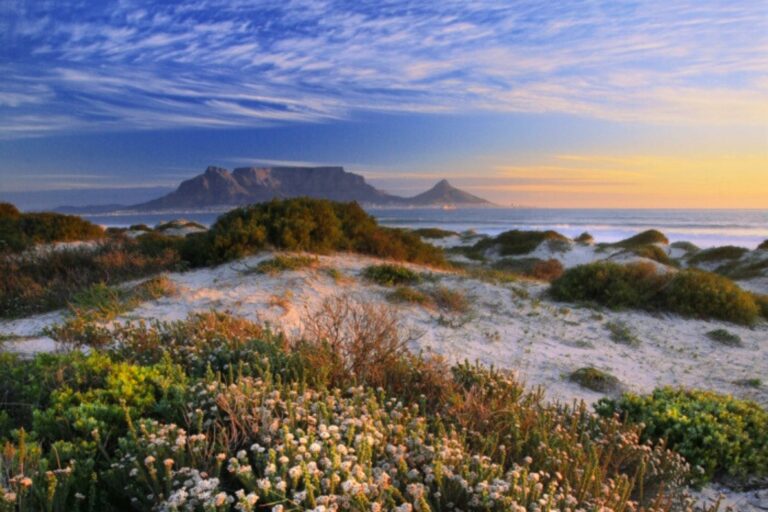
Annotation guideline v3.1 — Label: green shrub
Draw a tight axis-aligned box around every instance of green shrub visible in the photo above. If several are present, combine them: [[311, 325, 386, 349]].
[[388, 285, 431, 305], [551, 262, 760, 324], [574, 232, 594, 244], [596, 387, 768, 484], [706, 328, 742, 347], [627, 244, 672, 265], [494, 257, 564, 281], [0, 240, 181, 318], [413, 227, 459, 239], [759, 239, 768, 250], [715, 258, 768, 280], [688, 245, 748, 265], [249, 254, 317, 275], [569, 367, 622, 393], [468, 229, 568, 257], [0, 311, 701, 511], [0, 206, 104, 253], [753, 293, 768, 319], [550, 261, 667, 309], [129, 223, 151, 231], [734, 378, 762, 388], [185, 198, 445, 267], [606, 320, 640, 346], [662, 270, 759, 324], [613, 229, 669, 248], [362, 264, 421, 286], [135, 231, 186, 259]]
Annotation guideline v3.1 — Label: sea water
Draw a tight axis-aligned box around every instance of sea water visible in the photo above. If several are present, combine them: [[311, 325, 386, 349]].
[[82, 208, 768, 249]]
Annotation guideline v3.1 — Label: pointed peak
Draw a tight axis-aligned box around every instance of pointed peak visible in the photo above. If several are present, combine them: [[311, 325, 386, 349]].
[[433, 179, 453, 189]]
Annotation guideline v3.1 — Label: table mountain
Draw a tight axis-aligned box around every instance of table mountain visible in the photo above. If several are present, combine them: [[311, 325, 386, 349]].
[[79, 166, 494, 211]]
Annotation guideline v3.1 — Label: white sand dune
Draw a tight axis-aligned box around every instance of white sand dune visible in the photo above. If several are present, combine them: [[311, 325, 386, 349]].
[[2, 250, 766, 408]]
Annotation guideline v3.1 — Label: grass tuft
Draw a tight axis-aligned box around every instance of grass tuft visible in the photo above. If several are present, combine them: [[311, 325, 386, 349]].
[[362, 264, 421, 286], [569, 367, 622, 393], [705, 328, 742, 347]]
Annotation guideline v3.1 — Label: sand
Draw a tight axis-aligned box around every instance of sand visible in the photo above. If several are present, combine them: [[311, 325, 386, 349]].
[[2, 243, 766, 510]]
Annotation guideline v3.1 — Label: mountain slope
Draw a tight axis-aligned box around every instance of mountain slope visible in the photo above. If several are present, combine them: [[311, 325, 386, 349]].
[[406, 179, 492, 206], [65, 166, 494, 211]]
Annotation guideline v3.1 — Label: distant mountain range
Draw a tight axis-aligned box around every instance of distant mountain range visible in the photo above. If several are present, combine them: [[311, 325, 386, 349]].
[[57, 166, 494, 213]]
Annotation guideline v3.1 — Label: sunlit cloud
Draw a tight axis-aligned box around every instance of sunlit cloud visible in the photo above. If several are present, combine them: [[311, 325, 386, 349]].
[[1, 0, 765, 137]]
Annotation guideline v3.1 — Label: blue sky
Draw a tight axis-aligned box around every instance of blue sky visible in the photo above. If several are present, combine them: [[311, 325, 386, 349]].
[[0, 1, 766, 208]]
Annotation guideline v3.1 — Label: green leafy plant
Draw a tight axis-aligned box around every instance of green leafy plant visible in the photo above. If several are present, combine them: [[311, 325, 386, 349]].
[[551, 262, 761, 325], [362, 264, 421, 286], [596, 387, 768, 484], [248, 254, 318, 275], [706, 328, 742, 347], [467, 229, 568, 258], [688, 245, 748, 265], [613, 229, 669, 248], [569, 367, 622, 393]]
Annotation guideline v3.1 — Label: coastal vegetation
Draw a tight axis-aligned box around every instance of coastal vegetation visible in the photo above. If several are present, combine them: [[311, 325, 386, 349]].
[[0, 238, 181, 318], [597, 387, 768, 485], [412, 227, 459, 239], [0, 202, 104, 253], [465, 229, 568, 259], [493, 257, 565, 281], [688, 245, 748, 265], [182, 198, 446, 267], [362, 264, 421, 286], [550, 261, 763, 325], [1, 310, 720, 511]]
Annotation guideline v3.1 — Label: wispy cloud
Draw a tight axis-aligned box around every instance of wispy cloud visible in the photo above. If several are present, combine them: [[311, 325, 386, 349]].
[[1, 0, 766, 137]]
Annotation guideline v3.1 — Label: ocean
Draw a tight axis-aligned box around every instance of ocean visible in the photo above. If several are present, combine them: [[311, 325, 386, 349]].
[[81, 208, 768, 249]]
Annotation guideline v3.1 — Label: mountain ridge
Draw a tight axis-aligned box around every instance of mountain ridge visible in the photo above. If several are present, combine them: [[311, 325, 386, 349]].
[[57, 166, 495, 212]]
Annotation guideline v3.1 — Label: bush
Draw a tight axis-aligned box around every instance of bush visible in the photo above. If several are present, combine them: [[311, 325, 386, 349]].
[[388, 286, 431, 305], [0, 202, 20, 218], [0, 206, 104, 253], [606, 320, 640, 346], [551, 262, 760, 325], [569, 367, 622, 393], [688, 245, 748, 265], [189, 198, 445, 266], [0, 239, 181, 318], [0, 309, 702, 511], [575, 231, 594, 244], [494, 257, 564, 281], [362, 264, 421, 286], [662, 270, 759, 324], [550, 262, 667, 309], [627, 244, 672, 265], [706, 328, 742, 347], [759, 239, 768, 250], [613, 229, 669, 248], [468, 229, 568, 257], [754, 293, 768, 319], [596, 387, 768, 484], [413, 227, 459, 239], [248, 254, 317, 275], [429, 285, 470, 313]]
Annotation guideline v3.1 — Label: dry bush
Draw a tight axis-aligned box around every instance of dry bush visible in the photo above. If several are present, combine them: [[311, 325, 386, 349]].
[[298, 294, 422, 387]]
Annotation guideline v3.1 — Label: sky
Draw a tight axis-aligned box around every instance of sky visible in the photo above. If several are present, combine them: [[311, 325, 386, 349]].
[[0, 0, 766, 209]]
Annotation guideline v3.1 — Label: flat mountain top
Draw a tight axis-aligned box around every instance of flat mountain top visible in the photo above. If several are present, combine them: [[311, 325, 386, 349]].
[[59, 166, 495, 212]]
